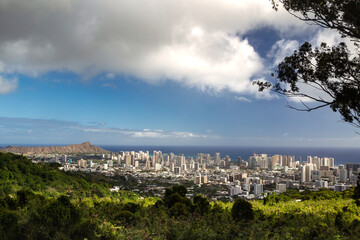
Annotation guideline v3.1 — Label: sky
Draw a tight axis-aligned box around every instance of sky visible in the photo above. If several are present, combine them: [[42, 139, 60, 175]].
[[0, 0, 359, 147]]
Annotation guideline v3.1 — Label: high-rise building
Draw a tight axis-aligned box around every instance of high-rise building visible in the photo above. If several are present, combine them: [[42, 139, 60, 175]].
[[202, 163, 206, 171], [88, 160, 93, 168], [205, 154, 211, 164], [281, 155, 287, 167], [254, 184, 263, 196], [145, 160, 150, 169], [315, 180, 328, 188], [339, 168, 347, 182], [176, 156, 185, 167], [107, 160, 113, 168], [215, 152, 221, 165], [153, 150, 162, 164], [181, 164, 187, 171], [201, 175, 208, 184], [242, 183, 250, 191], [194, 162, 200, 171], [237, 157, 242, 166], [228, 185, 241, 196], [272, 155, 280, 167], [155, 163, 162, 171], [197, 153, 204, 164], [288, 156, 295, 168], [228, 187, 235, 196], [312, 156, 320, 169], [117, 155, 122, 165], [170, 163, 175, 172], [346, 163, 360, 175], [125, 153, 132, 167], [225, 155, 230, 169], [311, 170, 321, 181], [248, 154, 271, 170], [78, 159, 87, 168], [194, 173, 202, 185], [301, 163, 315, 183]]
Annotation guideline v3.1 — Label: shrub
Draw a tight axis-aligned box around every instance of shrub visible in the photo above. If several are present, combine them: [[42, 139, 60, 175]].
[[231, 198, 254, 222]]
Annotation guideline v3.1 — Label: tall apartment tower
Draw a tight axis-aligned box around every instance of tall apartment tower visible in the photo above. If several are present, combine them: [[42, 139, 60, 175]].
[[125, 153, 132, 167], [237, 157, 242, 166], [215, 152, 221, 165], [339, 168, 347, 182], [301, 163, 315, 183], [254, 184, 263, 196], [225, 155, 230, 169]]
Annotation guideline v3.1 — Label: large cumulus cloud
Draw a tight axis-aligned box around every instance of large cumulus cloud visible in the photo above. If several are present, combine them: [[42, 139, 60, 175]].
[[0, 0, 309, 95]]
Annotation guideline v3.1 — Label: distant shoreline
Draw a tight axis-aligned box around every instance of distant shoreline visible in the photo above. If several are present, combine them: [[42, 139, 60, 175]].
[[1, 144, 359, 165]]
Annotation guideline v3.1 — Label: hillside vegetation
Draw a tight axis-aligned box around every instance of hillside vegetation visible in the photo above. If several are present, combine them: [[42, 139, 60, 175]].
[[0, 152, 359, 239]]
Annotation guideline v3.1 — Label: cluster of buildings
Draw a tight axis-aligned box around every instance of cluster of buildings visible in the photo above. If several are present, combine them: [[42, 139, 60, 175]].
[[33, 150, 359, 201]]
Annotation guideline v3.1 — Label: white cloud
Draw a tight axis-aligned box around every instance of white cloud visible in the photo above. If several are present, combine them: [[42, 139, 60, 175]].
[[106, 73, 115, 79], [312, 29, 342, 47], [268, 39, 299, 66], [0, 117, 211, 145], [101, 82, 117, 89], [0, 76, 18, 94], [0, 0, 309, 96], [234, 96, 251, 102], [1, 117, 360, 147], [310, 28, 358, 54], [138, 32, 264, 94], [82, 127, 207, 139]]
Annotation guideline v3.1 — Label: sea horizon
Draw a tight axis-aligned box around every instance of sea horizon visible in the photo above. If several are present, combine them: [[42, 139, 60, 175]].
[[2, 143, 359, 165]]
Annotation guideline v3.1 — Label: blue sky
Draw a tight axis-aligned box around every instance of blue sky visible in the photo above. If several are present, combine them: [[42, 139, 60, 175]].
[[0, 0, 359, 147]]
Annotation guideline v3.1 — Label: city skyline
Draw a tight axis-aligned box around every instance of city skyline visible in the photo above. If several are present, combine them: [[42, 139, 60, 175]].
[[0, 0, 359, 147]]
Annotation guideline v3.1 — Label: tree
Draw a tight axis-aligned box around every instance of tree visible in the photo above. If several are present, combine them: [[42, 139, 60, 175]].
[[353, 173, 360, 206], [271, 0, 360, 39], [231, 198, 254, 221], [163, 185, 193, 210], [256, 0, 360, 127], [193, 194, 210, 214], [166, 185, 187, 198]]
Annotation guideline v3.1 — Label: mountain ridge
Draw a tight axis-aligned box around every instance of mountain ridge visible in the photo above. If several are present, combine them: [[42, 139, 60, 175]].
[[2, 141, 109, 154]]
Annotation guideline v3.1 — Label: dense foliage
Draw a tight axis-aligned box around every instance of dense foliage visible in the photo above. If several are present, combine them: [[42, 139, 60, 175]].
[[0, 152, 111, 198], [1, 152, 360, 239]]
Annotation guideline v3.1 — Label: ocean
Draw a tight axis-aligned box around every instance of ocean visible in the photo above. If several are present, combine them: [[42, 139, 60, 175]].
[[1, 143, 359, 166], [99, 145, 360, 166]]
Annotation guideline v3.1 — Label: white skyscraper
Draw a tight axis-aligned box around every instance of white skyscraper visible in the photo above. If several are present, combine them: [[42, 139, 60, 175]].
[[301, 163, 315, 183], [215, 152, 221, 165], [339, 168, 347, 182], [254, 184, 263, 196]]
